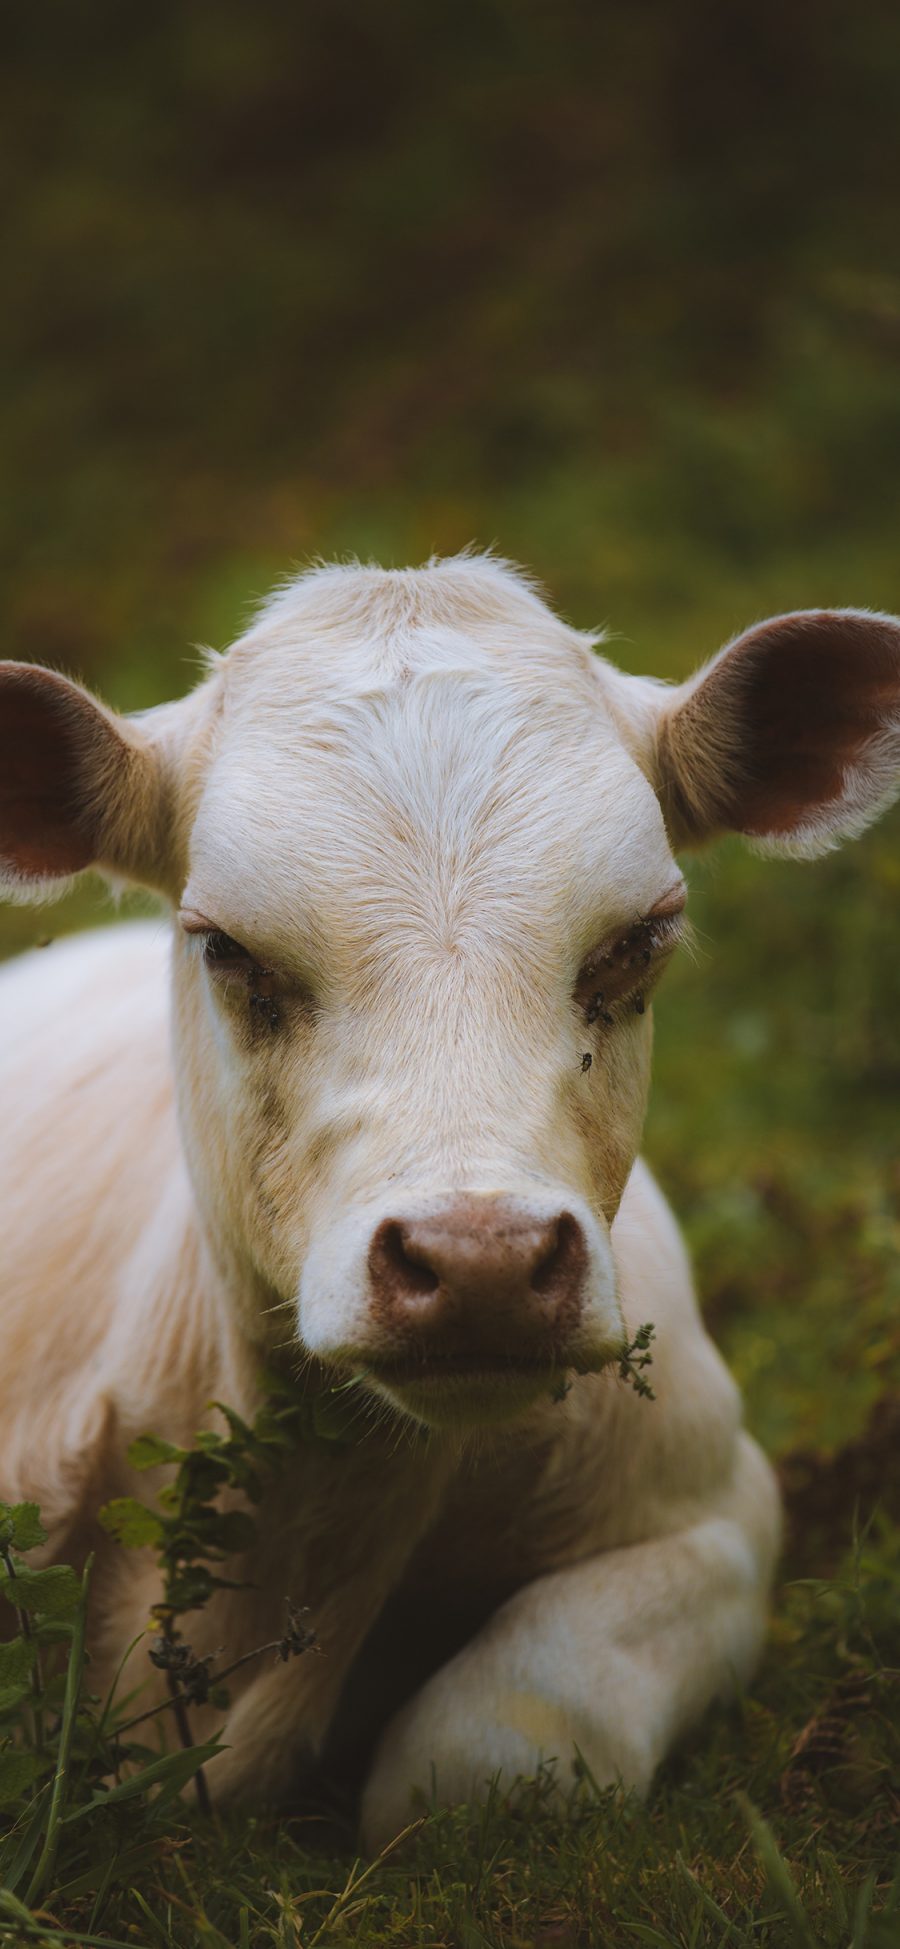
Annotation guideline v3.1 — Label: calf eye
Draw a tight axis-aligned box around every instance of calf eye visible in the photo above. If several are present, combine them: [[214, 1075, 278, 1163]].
[[201, 929, 258, 973], [576, 909, 684, 1026], [185, 924, 283, 1033]]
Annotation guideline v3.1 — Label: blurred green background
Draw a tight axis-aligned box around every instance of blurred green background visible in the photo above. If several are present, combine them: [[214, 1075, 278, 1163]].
[[2, 0, 899, 1461]]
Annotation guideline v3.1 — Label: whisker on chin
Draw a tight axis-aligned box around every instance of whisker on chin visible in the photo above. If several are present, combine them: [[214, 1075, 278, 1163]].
[[260, 1294, 295, 1319]]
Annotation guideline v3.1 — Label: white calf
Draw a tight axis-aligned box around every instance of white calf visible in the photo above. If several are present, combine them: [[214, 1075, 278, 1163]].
[[1, 557, 897, 1844]]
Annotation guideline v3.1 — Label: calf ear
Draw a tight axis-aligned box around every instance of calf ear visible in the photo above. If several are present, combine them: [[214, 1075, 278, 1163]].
[[0, 662, 170, 899], [655, 608, 900, 855]]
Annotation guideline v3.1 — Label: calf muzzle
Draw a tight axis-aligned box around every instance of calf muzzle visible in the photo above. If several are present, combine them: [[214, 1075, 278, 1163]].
[[366, 1196, 587, 1369]]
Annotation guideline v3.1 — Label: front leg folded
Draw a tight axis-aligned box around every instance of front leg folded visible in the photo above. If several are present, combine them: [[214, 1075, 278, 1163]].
[[361, 1432, 779, 1851]]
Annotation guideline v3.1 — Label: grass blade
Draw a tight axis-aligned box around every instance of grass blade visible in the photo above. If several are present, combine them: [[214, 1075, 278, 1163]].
[[737, 1793, 821, 1949], [1, 1776, 54, 1895], [24, 1553, 93, 1910], [675, 1851, 747, 1945]]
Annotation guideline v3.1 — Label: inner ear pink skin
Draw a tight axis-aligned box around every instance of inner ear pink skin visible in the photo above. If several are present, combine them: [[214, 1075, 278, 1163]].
[[0, 661, 168, 891], [0, 669, 100, 877], [731, 613, 900, 836], [671, 609, 900, 843]]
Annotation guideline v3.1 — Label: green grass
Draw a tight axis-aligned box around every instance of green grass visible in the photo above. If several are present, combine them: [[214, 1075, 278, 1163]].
[[2, 1525, 896, 1946]]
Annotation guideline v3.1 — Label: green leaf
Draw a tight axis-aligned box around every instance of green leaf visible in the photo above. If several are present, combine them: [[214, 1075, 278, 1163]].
[[193, 1428, 228, 1454], [127, 1433, 188, 1470], [0, 1636, 36, 1688], [62, 1738, 224, 1822], [0, 1885, 38, 1923], [0, 1773, 54, 1895], [0, 1633, 36, 1713], [177, 1506, 257, 1555], [253, 1405, 301, 1448], [0, 1561, 82, 1620], [163, 1564, 217, 1610], [33, 1619, 75, 1646], [0, 1682, 32, 1715], [180, 1453, 231, 1498], [208, 1509, 257, 1554], [150, 1739, 226, 1816], [0, 1750, 41, 1806], [24, 1553, 93, 1909], [0, 1502, 48, 1553], [220, 1456, 263, 1501], [211, 1401, 255, 1444], [738, 1793, 818, 1949], [98, 1497, 165, 1549]]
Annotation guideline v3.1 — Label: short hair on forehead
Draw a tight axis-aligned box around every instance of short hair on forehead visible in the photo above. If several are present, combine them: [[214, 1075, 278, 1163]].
[[260, 551, 562, 630], [204, 550, 604, 685]]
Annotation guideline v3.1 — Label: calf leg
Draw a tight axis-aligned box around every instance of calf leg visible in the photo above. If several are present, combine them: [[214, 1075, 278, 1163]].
[[361, 1432, 779, 1850]]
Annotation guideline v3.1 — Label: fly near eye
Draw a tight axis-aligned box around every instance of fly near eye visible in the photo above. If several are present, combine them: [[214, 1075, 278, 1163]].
[[196, 929, 283, 1031], [575, 908, 685, 1022]]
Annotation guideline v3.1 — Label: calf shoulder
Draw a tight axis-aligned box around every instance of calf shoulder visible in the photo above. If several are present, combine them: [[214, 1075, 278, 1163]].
[[0, 925, 252, 1540]]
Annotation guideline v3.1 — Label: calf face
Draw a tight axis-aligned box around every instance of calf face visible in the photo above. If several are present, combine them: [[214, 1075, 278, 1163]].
[[2, 558, 899, 1427], [171, 582, 675, 1423]]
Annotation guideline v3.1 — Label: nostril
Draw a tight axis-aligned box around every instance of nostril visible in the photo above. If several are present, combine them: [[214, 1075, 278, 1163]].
[[374, 1220, 440, 1302], [531, 1212, 585, 1303]]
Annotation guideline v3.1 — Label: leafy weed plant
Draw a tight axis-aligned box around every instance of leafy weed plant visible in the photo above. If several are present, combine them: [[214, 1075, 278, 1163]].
[[98, 1374, 329, 1815], [0, 1372, 335, 1935], [0, 1410, 897, 1943]]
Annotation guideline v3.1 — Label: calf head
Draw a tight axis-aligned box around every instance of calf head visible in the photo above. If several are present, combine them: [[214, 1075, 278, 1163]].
[[2, 560, 899, 1427]]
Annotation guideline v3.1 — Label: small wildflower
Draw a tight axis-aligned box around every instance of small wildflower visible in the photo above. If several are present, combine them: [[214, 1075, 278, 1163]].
[[277, 1599, 320, 1662], [617, 1322, 656, 1400], [148, 1637, 216, 1706]]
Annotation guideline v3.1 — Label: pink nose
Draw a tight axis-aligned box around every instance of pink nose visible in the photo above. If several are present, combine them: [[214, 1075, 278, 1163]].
[[367, 1198, 587, 1363]]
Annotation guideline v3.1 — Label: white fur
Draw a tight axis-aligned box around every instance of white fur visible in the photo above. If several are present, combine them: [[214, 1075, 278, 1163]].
[[14, 554, 897, 1843]]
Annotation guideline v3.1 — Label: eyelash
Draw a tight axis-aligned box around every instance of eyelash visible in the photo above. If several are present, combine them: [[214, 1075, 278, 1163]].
[[201, 929, 256, 970], [200, 931, 281, 1032], [576, 913, 683, 1026]]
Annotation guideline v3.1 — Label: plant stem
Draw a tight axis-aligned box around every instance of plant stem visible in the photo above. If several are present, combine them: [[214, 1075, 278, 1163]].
[[113, 1638, 286, 1738], [25, 1554, 93, 1911], [161, 1620, 212, 1818], [0, 1545, 45, 1752]]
